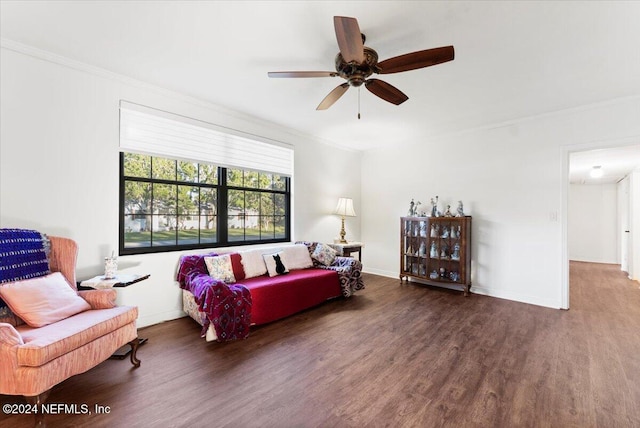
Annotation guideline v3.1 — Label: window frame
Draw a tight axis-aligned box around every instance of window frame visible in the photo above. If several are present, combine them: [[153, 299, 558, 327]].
[[119, 153, 291, 255]]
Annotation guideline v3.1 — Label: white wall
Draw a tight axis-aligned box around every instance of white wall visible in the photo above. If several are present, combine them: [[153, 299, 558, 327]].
[[630, 168, 640, 282], [618, 176, 630, 271], [568, 183, 618, 263], [361, 96, 640, 309], [0, 44, 361, 327]]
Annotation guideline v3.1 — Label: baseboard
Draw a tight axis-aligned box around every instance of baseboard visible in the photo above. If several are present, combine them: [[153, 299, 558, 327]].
[[468, 285, 562, 309], [136, 310, 186, 328], [362, 267, 399, 279], [569, 259, 619, 265], [361, 269, 562, 309]]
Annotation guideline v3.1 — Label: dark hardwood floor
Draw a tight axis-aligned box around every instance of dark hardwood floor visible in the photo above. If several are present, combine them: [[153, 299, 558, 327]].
[[2, 262, 639, 427]]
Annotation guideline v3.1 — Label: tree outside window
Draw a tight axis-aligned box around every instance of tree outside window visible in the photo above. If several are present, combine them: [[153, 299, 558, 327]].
[[121, 153, 289, 254]]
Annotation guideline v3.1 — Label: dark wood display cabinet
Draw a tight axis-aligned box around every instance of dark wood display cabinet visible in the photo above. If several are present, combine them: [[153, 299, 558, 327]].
[[400, 216, 472, 296]]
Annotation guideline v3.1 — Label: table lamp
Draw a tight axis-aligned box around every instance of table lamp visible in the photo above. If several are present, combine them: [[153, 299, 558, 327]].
[[334, 197, 356, 243]]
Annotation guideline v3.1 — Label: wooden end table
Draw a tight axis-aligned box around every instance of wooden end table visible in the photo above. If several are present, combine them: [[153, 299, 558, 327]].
[[329, 242, 363, 261]]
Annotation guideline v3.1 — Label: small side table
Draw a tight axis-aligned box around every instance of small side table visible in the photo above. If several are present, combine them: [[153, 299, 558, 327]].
[[329, 242, 363, 262], [78, 273, 150, 290], [78, 273, 150, 359]]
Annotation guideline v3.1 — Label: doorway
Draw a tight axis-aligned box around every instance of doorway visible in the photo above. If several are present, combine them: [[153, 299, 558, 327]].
[[619, 177, 630, 274], [563, 140, 640, 309]]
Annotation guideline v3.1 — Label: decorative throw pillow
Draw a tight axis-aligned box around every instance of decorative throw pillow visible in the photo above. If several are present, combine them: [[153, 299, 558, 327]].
[[312, 243, 338, 266], [263, 252, 290, 277], [0, 272, 91, 328], [228, 253, 245, 281], [0, 229, 51, 326], [176, 252, 218, 288], [240, 249, 270, 279], [281, 244, 314, 270], [204, 254, 236, 283]]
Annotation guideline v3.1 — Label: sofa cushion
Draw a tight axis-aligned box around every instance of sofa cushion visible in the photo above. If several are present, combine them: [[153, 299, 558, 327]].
[[281, 244, 314, 270], [176, 252, 218, 288], [229, 253, 245, 281], [15, 305, 138, 367], [204, 254, 236, 283], [263, 252, 289, 277], [240, 249, 271, 279], [312, 243, 338, 266], [241, 268, 341, 325], [0, 272, 91, 328]]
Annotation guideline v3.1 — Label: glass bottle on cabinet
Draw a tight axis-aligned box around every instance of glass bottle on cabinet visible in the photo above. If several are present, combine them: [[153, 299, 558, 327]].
[[400, 215, 472, 296]]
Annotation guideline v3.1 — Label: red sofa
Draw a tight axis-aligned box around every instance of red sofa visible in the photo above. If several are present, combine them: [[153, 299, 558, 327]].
[[240, 268, 341, 325], [177, 242, 364, 341]]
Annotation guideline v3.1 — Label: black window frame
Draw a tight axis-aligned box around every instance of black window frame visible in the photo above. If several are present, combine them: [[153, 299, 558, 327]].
[[119, 152, 291, 255]]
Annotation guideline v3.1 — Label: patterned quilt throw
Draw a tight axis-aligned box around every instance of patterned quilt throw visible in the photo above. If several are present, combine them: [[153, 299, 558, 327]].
[[177, 253, 252, 342]]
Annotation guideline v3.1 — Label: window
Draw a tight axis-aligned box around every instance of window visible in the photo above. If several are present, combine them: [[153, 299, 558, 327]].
[[118, 101, 293, 255], [120, 153, 290, 254], [226, 168, 288, 243]]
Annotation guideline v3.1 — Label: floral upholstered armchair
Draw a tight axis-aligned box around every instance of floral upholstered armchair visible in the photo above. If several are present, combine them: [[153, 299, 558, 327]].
[[0, 229, 141, 426]]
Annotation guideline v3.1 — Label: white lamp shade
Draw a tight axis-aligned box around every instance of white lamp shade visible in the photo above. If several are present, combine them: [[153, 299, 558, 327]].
[[334, 198, 356, 217]]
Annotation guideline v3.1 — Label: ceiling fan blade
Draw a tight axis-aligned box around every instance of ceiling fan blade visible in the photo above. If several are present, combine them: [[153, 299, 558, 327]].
[[268, 71, 337, 78], [377, 46, 455, 74], [316, 83, 350, 110], [364, 79, 408, 105], [334, 16, 364, 64]]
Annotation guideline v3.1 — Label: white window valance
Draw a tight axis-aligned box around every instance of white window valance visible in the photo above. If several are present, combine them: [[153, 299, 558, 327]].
[[119, 101, 293, 176]]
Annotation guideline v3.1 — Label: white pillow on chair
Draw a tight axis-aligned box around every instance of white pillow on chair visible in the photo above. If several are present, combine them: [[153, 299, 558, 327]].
[[0, 272, 91, 328]]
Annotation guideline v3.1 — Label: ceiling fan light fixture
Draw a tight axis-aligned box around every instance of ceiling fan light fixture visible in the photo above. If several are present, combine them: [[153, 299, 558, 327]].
[[590, 165, 604, 178], [268, 16, 454, 111]]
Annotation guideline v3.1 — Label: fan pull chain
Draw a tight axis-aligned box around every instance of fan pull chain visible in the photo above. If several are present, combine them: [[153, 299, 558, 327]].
[[358, 87, 361, 120]]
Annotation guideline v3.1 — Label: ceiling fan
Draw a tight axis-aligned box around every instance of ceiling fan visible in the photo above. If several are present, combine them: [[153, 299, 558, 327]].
[[268, 16, 454, 114]]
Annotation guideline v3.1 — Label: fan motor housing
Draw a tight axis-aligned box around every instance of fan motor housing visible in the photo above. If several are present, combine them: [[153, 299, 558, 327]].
[[335, 46, 379, 87]]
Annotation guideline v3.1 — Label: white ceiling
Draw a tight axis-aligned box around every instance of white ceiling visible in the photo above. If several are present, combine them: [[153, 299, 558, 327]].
[[570, 145, 640, 185], [1, 1, 639, 178]]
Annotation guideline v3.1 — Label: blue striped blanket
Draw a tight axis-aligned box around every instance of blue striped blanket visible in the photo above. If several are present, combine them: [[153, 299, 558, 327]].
[[0, 228, 50, 311]]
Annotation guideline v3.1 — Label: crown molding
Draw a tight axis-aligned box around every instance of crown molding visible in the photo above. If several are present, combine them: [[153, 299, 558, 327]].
[[1, 37, 359, 153]]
